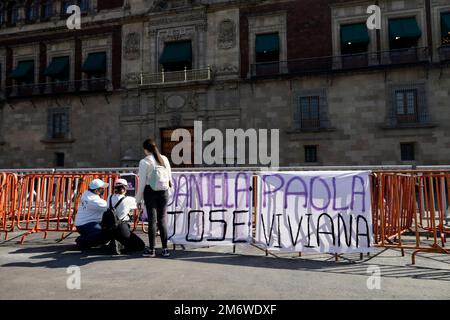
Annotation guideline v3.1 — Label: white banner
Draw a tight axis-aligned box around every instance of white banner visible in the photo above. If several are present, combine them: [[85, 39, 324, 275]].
[[167, 172, 253, 246], [255, 171, 373, 253]]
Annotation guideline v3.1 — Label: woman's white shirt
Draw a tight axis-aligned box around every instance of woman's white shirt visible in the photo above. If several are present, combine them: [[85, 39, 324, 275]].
[[135, 154, 172, 203], [107, 194, 137, 222]]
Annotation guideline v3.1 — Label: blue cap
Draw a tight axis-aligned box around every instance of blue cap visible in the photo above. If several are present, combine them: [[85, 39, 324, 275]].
[[88, 179, 109, 190]]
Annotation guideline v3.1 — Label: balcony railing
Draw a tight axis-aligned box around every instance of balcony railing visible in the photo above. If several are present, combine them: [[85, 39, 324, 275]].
[[438, 45, 450, 62], [250, 47, 430, 77], [137, 67, 212, 86], [5, 78, 110, 98]]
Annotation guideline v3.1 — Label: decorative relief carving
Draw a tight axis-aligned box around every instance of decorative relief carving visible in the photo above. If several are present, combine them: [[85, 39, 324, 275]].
[[170, 113, 182, 127], [124, 33, 140, 61], [217, 63, 238, 74], [188, 92, 199, 111], [166, 94, 186, 110], [218, 19, 236, 50]]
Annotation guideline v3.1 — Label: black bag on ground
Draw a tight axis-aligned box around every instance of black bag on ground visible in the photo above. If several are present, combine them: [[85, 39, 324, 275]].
[[101, 196, 126, 231]]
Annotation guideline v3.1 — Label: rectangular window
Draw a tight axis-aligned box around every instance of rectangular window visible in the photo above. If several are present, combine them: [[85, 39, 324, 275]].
[[44, 56, 70, 82], [159, 41, 192, 72], [55, 152, 65, 167], [304, 145, 318, 163], [401, 143, 415, 161], [41, 1, 53, 20], [395, 89, 418, 124], [52, 113, 68, 139], [78, 0, 90, 13], [255, 33, 280, 63], [442, 12, 450, 45], [299, 96, 320, 129], [389, 17, 421, 50], [26, 1, 39, 22], [9, 60, 35, 85], [340, 23, 370, 55], [61, 0, 71, 15]]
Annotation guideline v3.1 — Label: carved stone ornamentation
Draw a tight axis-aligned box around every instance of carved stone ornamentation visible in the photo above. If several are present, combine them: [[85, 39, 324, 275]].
[[188, 92, 199, 111], [149, 0, 168, 12], [124, 33, 140, 61], [217, 63, 238, 74], [218, 19, 236, 50], [170, 113, 182, 127]]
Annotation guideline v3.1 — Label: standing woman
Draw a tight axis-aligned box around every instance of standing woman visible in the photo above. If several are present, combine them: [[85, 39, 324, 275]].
[[135, 138, 173, 257]]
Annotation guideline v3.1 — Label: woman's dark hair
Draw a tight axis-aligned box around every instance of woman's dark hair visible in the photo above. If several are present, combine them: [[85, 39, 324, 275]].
[[143, 138, 165, 167]]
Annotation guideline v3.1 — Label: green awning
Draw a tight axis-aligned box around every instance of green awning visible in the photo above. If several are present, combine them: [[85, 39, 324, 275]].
[[442, 13, 450, 35], [340, 23, 370, 44], [81, 52, 106, 74], [389, 17, 422, 41], [43, 56, 69, 77], [159, 41, 192, 64], [255, 33, 279, 53], [9, 61, 34, 79]]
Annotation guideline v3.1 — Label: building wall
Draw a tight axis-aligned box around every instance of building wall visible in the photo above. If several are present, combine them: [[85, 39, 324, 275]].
[[0, 0, 449, 169], [0, 94, 122, 168], [240, 66, 450, 166]]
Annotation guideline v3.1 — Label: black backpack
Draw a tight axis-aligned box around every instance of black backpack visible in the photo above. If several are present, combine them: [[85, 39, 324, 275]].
[[101, 196, 126, 231]]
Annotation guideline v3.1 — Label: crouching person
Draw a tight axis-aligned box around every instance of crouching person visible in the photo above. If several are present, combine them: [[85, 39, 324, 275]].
[[105, 179, 145, 255], [75, 179, 110, 250]]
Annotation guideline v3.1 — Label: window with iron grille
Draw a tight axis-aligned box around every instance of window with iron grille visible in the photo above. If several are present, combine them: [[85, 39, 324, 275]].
[[299, 96, 320, 129], [7, 2, 19, 25], [41, 0, 53, 19], [400, 143, 415, 161], [26, 0, 39, 22], [48, 108, 70, 139], [61, 0, 71, 15], [395, 89, 418, 124], [387, 83, 428, 127], [304, 145, 318, 163], [293, 89, 330, 130]]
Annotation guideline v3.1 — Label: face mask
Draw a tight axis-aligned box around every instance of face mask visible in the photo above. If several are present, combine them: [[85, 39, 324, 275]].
[[98, 189, 105, 197]]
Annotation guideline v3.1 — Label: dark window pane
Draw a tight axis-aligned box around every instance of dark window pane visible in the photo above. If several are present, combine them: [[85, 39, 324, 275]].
[[395, 89, 418, 123], [79, 0, 90, 12], [401, 143, 415, 161], [55, 153, 65, 167], [51, 112, 69, 138], [299, 96, 320, 129], [305, 145, 318, 163]]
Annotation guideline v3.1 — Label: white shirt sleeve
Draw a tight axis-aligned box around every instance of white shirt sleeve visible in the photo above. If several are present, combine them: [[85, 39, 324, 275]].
[[165, 156, 173, 188], [125, 196, 137, 210], [93, 196, 108, 210], [136, 158, 149, 203]]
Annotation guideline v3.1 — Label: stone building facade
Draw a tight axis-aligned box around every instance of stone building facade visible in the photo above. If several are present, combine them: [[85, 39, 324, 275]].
[[0, 0, 449, 169]]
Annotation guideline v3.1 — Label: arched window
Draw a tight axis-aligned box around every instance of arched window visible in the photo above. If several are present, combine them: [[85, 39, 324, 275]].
[[40, 0, 53, 19], [26, 0, 39, 22], [7, 1, 19, 25]]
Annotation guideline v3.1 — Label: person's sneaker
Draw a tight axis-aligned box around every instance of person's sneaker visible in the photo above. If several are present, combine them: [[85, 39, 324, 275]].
[[161, 249, 170, 257], [109, 240, 124, 255], [143, 248, 156, 257]]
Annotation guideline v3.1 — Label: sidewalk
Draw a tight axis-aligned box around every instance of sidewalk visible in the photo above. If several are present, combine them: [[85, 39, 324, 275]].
[[0, 231, 449, 300]]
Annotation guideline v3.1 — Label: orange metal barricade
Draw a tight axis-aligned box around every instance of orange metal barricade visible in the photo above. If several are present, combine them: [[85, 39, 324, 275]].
[[1, 169, 449, 265], [16, 173, 118, 243], [0, 173, 19, 240], [372, 171, 450, 264]]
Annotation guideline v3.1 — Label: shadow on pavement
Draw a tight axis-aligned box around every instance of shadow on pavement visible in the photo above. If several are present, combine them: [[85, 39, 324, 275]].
[[2, 242, 450, 282]]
